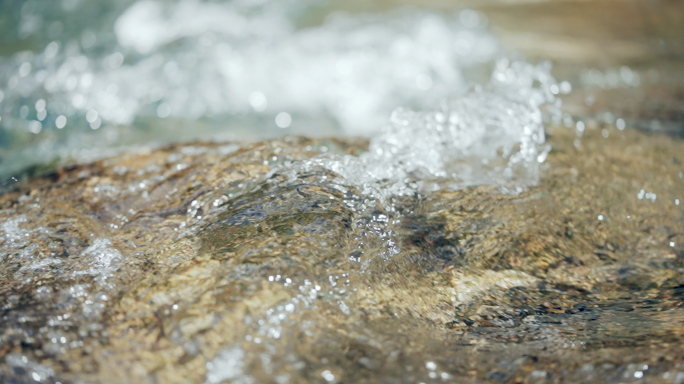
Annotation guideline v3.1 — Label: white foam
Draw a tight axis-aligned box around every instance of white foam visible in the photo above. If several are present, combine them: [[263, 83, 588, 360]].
[[0, 215, 32, 247], [5, 354, 55, 383], [0, 2, 498, 136], [205, 345, 250, 384], [287, 59, 555, 202], [73, 238, 122, 285]]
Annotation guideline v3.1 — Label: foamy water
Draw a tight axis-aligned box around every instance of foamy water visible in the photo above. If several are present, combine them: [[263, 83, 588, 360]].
[[1, 1, 498, 133], [0, 0, 523, 177]]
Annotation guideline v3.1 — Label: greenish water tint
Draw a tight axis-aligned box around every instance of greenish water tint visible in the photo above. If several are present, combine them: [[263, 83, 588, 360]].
[[1, 1, 684, 383], [0, 0, 501, 178]]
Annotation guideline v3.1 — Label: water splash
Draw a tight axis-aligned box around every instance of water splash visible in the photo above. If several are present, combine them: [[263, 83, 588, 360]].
[[289, 58, 555, 201], [202, 57, 559, 383], [72, 238, 122, 286], [205, 345, 250, 384], [1, 3, 497, 133]]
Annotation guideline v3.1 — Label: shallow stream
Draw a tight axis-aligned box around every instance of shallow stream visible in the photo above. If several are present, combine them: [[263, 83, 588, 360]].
[[1, 1, 684, 383]]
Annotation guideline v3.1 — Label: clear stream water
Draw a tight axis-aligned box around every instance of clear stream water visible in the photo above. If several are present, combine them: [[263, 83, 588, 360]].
[[0, 0, 517, 178], [1, 1, 684, 383]]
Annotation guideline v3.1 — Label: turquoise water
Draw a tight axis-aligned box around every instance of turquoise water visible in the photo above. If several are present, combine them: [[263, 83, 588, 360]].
[[0, 0, 509, 179], [2, 2, 684, 383]]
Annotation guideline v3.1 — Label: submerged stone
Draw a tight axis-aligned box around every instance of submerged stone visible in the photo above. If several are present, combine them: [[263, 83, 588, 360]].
[[0, 128, 683, 383]]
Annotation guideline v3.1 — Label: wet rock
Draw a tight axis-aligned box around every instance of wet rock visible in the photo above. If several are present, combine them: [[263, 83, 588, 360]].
[[1, 129, 683, 383]]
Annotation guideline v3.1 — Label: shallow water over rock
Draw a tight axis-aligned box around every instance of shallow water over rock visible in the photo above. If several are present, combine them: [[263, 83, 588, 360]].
[[2, 0, 684, 383], [1, 124, 683, 383]]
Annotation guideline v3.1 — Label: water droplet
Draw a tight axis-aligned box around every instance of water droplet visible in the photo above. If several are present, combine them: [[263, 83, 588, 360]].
[[249, 91, 267, 112], [55, 115, 67, 129], [275, 112, 292, 128], [28, 121, 42, 134], [19, 62, 32, 77]]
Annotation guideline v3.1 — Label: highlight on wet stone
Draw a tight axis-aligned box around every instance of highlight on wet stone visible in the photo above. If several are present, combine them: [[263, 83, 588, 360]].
[[1, 1, 684, 383]]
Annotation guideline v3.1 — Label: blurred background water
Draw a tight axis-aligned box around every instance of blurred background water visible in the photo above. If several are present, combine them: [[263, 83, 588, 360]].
[[1, 0, 683, 179], [0, 0, 505, 179]]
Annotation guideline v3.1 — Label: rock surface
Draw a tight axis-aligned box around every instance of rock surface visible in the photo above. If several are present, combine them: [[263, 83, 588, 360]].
[[1, 125, 683, 383]]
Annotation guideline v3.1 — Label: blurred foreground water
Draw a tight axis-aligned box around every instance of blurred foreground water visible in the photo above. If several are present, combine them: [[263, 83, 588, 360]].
[[1, 0, 684, 383]]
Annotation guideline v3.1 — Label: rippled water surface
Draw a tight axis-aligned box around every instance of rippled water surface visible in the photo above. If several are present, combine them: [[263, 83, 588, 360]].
[[1, 0, 684, 383]]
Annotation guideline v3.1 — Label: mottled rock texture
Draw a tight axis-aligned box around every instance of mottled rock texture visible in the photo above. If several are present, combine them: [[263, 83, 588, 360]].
[[1, 125, 683, 383]]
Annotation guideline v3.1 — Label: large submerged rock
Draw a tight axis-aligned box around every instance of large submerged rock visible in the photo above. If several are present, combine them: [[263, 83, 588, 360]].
[[1, 126, 683, 383]]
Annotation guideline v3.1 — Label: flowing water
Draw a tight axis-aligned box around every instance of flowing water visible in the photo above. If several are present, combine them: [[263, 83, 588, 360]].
[[1, 0, 684, 383]]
